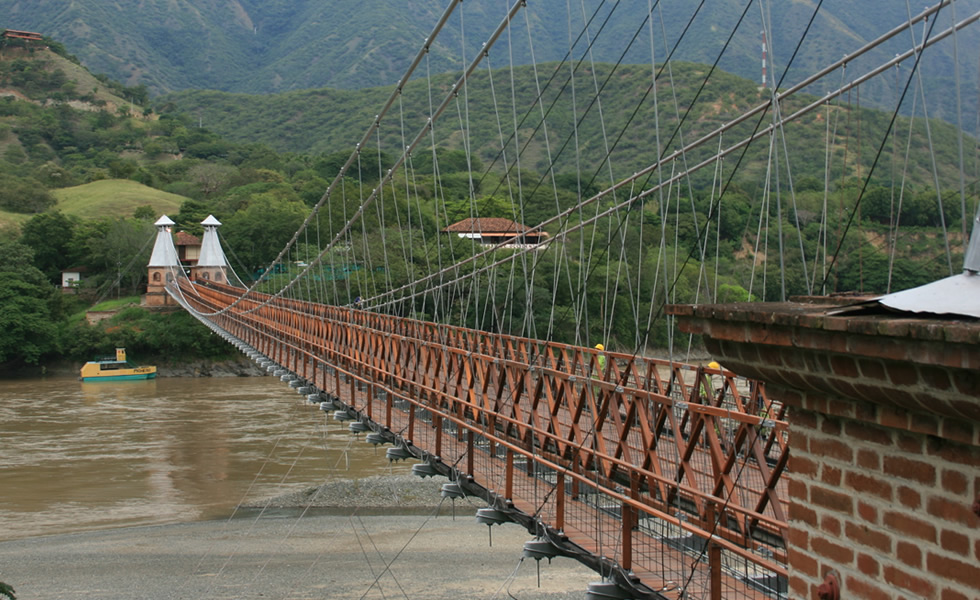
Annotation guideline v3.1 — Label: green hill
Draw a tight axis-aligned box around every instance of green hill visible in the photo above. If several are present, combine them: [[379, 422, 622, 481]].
[[0, 39, 138, 110], [0, 45, 216, 234], [0, 207, 29, 234], [161, 62, 975, 192], [3, 0, 978, 107], [0, 30, 973, 370], [2, 0, 978, 134], [51, 179, 185, 220]]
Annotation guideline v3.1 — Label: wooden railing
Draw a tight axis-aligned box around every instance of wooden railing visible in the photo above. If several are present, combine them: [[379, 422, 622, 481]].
[[175, 280, 790, 599]]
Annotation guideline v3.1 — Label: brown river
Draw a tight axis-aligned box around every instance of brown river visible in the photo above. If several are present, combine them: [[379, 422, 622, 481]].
[[0, 375, 410, 541]]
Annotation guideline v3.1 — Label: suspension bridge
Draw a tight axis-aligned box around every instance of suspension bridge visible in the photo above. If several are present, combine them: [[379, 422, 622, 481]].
[[147, 1, 979, 598]]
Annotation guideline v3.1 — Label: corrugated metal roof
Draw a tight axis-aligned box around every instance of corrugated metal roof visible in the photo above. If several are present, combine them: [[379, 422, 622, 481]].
[[878, 272, 980, 318], [855, 215, 980, 319]]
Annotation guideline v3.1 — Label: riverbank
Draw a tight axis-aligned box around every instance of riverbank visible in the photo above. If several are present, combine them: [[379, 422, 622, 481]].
[[2, 355, 266, 379], [241, 474, 446, 512], [0, 475, 598, 600], [156, 356, 267, 377]]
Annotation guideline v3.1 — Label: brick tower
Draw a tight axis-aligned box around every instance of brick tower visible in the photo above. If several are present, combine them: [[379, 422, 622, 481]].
[[144, 215, 179, 306]]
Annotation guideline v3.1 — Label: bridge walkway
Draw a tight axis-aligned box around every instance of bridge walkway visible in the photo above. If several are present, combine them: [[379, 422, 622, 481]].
[[177, 280, 790, 599]]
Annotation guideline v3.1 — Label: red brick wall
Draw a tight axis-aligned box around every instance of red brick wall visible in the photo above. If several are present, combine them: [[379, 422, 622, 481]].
[[784, 389, 979, 600], [670, 301, 980, 599]]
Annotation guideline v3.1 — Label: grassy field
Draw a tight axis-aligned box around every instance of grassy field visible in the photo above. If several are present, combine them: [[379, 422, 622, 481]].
[[51, 179, 185, 220], [1, 179, 186, 234], [67, 295, 142, 325], [45, 51, 129, 107], [0, 210, 31, 234]]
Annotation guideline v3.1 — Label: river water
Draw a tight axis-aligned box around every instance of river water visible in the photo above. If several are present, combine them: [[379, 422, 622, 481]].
[[0, 375, 409, 541]]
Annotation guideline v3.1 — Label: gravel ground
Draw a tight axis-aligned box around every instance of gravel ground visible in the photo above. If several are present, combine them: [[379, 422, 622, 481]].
[[0, 476, 600, 600], [240, 474, 446, 511]]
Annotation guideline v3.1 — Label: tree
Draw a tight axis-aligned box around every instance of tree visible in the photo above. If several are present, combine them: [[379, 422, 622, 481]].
[[68, 218, 155, 294], [213, 181, 302, 215], [315, 149, 393, 184], [716, 283, 753, 303], [133, 205, 156, 221], [861, 185, 893, 225], [412, 148, 481, 175], [0, 174, 56, 213], [175, 199, 212, 236], [0, 240, 59, 366], [188, 163, 237, 198], [19, 211, 78, 282], [221, 195, 308, 271]]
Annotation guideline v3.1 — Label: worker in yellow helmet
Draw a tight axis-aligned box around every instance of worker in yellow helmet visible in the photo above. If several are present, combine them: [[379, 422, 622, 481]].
[[701, 360, 720, 401]]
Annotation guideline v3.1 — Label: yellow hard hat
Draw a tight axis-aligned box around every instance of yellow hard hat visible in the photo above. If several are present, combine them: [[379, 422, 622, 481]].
[[595, 343, 604, 351], [707, 361, 721, 369]]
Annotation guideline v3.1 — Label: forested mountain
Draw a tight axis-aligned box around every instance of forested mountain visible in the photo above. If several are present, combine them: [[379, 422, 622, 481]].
[[160, 60, 972, 192], [2, 0, 978, 128], [0, 40, 973, 368]]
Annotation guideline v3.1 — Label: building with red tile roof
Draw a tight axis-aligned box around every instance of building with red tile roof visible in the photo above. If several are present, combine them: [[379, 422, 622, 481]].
[[442, 218, 549, 249], [175, 231, 202, 267]]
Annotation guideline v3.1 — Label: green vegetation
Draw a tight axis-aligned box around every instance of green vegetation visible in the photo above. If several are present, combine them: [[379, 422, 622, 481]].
[[87, 296, 142, 312], [60, 306, 236, 367], [0, 38, 974, 370], [0, 239, 234, 371], [161, 61, 972, 191], [0, 239, 61, 365], [52, 179, 184, 220], [2, 0, 976, 130]]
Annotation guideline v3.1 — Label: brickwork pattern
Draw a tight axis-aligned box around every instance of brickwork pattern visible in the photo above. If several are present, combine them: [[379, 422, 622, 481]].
[[668, 302, 980, 424], [787, 398, 979, 599], [670, 301, 980, 600]]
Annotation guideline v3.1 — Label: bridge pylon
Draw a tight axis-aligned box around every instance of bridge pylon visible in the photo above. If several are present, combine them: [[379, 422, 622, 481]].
[[145, 215, 179, 306], [191, 215, 230, 284]]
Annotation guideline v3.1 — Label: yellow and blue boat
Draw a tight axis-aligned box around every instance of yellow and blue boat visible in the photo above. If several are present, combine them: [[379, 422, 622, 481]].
[[80, 348, 157, 381]]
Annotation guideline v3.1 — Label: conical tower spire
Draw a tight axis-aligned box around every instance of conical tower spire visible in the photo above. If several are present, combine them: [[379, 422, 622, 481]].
[[192, 215, 229, 284], [144, 215, 180, 306], [148, 215, 178, 267]]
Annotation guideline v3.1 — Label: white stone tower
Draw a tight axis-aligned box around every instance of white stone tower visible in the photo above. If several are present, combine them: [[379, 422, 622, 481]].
[[192, 215, 229, 284], [145, 215, 179, 306]]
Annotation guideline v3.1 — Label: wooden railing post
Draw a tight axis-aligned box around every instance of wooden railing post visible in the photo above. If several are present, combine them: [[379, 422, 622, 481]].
[[556, 472, 565, 531], [385, 391, 393, 429], [707, 499, 721, 600], [621, 500, 633, 571], [505, 448, 514, 500], [434, 414, 442, 457]]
